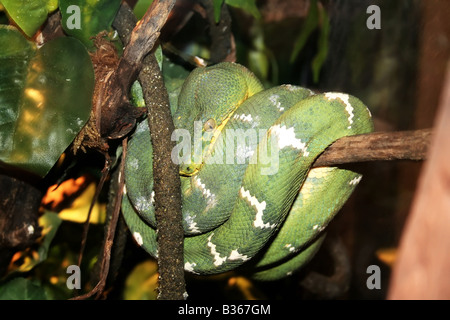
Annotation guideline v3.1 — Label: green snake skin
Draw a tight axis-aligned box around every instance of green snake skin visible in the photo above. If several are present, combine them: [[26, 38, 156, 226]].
[[121, 62, 374, 280]]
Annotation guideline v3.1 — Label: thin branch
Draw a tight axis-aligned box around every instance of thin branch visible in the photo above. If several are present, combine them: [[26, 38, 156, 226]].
[[71, 140, 127, 300], [313, 128, 432, 167]]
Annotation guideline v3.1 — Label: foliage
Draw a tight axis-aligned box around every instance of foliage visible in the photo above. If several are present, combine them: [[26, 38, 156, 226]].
[[0, 0, 332, 300], [0, 26, 94, 177], [0, 0, 58, 37], [59, 0, 122, 48], [290, 0, 330, 83], [213, 0, 260, 23], [0, 277, 48, 300]]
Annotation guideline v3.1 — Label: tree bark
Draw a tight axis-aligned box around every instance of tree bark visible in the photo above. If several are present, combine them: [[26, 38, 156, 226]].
[[313, 129, 431, 167]]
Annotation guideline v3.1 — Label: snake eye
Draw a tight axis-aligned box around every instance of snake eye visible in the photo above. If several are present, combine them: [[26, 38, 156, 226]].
[[203, 118, 216, 132]]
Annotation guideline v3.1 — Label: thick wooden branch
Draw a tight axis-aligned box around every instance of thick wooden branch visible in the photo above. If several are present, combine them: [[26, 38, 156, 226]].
[[313, 129, 432, 167], [113, 2, 185, 300]]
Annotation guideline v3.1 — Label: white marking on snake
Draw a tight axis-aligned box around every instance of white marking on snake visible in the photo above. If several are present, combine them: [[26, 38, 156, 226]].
[[270, 124, 309, 156], [193, 177, 217, 210], [184, 262, 199, 274], [185, 214, 201, 234], [129, 157, 139, 170], [207, 234, 227, 266], [240, 187, 276, 229], [269, 94, 284, 112], [27, 225, 34, 235], [133, 232, 143, 246], [194, 177, 213, 199], [238, 113, 253, 122], [325, 92, 354, 129], [135, 195, 153, 212], [229, 249, 250, 261], [123, 185, 127, 195], [349, 175, 362, 186], [284, 243, 296, 252], [150, 190, 155, 205], [313, 224, 325, 232]]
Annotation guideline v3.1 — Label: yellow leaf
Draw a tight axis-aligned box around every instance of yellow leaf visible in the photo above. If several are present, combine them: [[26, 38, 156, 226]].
[[58, 183, 106, 224], [124, 260, 159, 300]]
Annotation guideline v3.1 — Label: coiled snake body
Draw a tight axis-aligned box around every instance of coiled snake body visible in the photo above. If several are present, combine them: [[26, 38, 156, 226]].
[[121, 62, 374, 280]]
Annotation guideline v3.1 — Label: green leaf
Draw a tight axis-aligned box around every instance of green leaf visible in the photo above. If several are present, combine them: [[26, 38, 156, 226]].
[[213, 0, 224, 23], [312, 5, 330, 83], [59, 0, 121, 48], [130, 81, 146, 109], [0, 26, 95, 177], [155, 45, 163, 70], [133, 0, 154, 20], [124, 260, 159, 300], [0, 0, 56, 37], [290, 0, 319, 63], [37, 212, 62, 266], [226, 0, 261, 20], [0, 277, 48, 300]]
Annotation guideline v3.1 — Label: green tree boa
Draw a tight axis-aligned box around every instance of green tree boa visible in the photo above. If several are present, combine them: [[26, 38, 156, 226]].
[[121, 62, 374, 281]]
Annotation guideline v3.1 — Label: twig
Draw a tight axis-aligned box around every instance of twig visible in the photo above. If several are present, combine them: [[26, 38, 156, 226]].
[[313, 128, 432, 167], [71, 139, 127, 300], [77, 157, 110, 268]]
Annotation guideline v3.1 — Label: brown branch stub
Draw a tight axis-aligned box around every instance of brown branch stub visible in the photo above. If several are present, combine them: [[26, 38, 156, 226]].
[[313, 129, 432, 167], [75, 0, 176, 147], [73, 32, 121, 154], [199, 0, 236, 63]]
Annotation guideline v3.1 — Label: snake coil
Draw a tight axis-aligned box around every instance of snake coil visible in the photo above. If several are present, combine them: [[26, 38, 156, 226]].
[[121, 62, 374, 281]]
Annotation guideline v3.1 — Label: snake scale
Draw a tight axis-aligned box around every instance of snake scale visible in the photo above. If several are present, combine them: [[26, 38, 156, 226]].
[[121, 62, 374, 281]]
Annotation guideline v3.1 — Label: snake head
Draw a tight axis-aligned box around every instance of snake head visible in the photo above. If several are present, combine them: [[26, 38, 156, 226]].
[[173, 62, 264, 177]]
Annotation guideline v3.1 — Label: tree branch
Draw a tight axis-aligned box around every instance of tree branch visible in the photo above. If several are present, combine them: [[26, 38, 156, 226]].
[[313, 129, 432, 167], [113, 1, 185, 300]]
